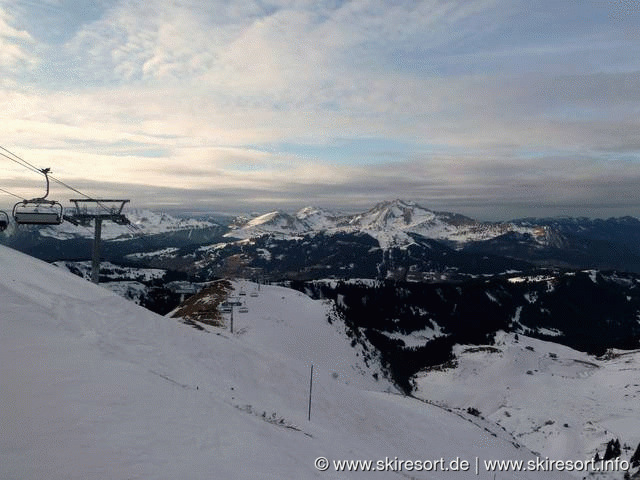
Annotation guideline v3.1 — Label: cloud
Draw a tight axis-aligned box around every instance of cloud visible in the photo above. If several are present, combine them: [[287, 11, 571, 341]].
[[1, 0, 640, 219], [0, 7, 37, 69]]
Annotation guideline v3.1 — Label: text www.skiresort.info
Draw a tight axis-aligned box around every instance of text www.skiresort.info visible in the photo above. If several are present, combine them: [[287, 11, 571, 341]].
[[313, 455, 630, 474]]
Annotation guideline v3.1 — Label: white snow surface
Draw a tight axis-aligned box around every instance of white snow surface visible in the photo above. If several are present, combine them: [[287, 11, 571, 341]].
[[221, 280, 386, 391], [415, 332, 640, 470], [383, 323, 446, 348], [1, 245, 572, 479]]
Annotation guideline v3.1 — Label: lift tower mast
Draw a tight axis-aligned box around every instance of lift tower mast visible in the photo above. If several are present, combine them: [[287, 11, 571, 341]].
[[66, 199, 130, 284]]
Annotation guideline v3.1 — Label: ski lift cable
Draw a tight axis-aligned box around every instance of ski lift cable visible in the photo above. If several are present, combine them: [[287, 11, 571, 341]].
[[1, 150, 149, 252], [0, 145, 120, 214], [0, 145, 143, 236], [0, 187, 26, 201], [0, 147, 120, 232], [0, 150, 43, 176], [0, 145, 41, 170], [52, 175, 143, 236], [4, 151, 150, 241], [54, 180, 143, 236], [43, 170, 143, 235]]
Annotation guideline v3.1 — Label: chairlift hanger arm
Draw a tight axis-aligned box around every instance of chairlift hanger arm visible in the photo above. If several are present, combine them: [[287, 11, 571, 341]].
[[41, 168, 50, 200], [26, 167, 52, 202]]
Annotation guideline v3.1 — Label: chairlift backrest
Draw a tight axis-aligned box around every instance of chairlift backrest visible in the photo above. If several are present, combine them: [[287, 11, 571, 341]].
[[13, 201, 63, 226]]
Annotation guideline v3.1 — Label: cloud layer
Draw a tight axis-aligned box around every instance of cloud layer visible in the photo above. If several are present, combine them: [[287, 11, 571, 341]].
[[1, 0, 639, 219]]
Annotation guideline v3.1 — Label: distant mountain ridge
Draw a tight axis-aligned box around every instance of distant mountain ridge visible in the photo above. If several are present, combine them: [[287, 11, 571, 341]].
[[4, 199, 640, 281], [226, 199, 548, 248]]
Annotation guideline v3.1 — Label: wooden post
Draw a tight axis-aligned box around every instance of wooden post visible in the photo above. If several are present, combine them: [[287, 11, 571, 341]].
[[308, 364, 313, 421]]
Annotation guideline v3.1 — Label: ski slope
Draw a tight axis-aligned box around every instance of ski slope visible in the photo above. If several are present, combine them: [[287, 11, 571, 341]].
[[415, 332, 640, 470], [1, 245, 571, 479], [220, 279, 388, 392]]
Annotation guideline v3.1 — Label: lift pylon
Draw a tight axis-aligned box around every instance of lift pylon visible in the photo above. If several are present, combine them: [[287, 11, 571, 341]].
[[66, 199, 130, 284]]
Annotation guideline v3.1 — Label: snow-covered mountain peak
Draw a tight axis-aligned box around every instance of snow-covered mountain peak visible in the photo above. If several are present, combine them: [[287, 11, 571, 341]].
[[245, 210, 289, 227], [295, 206, 323, 217], [295, 206, 345, 230], [127, 208, 217, 231], [350, 199, 438, 229], [295, 205, 334, 220], [227, 210, 307, 239]]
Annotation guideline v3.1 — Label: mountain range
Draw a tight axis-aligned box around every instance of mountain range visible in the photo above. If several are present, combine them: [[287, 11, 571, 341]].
[[226, 199, 547, 248], [3, 199, 640, 310]]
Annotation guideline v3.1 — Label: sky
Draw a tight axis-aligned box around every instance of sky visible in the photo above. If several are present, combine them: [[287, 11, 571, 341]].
[[1, 0, 640, 220]]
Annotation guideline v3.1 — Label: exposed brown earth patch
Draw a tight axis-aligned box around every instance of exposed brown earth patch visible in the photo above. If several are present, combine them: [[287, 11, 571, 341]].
[[171, 279, 232, 327]]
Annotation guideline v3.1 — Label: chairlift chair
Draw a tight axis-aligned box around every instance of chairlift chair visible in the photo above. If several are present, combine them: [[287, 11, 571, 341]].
[[13, 201, 63, 225], [0, 210, 9, 231], [12, 168, 64, 226]]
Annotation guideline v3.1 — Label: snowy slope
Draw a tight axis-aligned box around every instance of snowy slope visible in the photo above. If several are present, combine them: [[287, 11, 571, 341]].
[[415, 332, 640, 471], [216, 279, 387, 391], [1, 245, 572, 479]]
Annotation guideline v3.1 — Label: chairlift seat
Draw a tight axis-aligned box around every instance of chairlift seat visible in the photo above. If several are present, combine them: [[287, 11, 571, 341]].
[[14, 211, 62, 225], [13, 199, 64, 226]]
